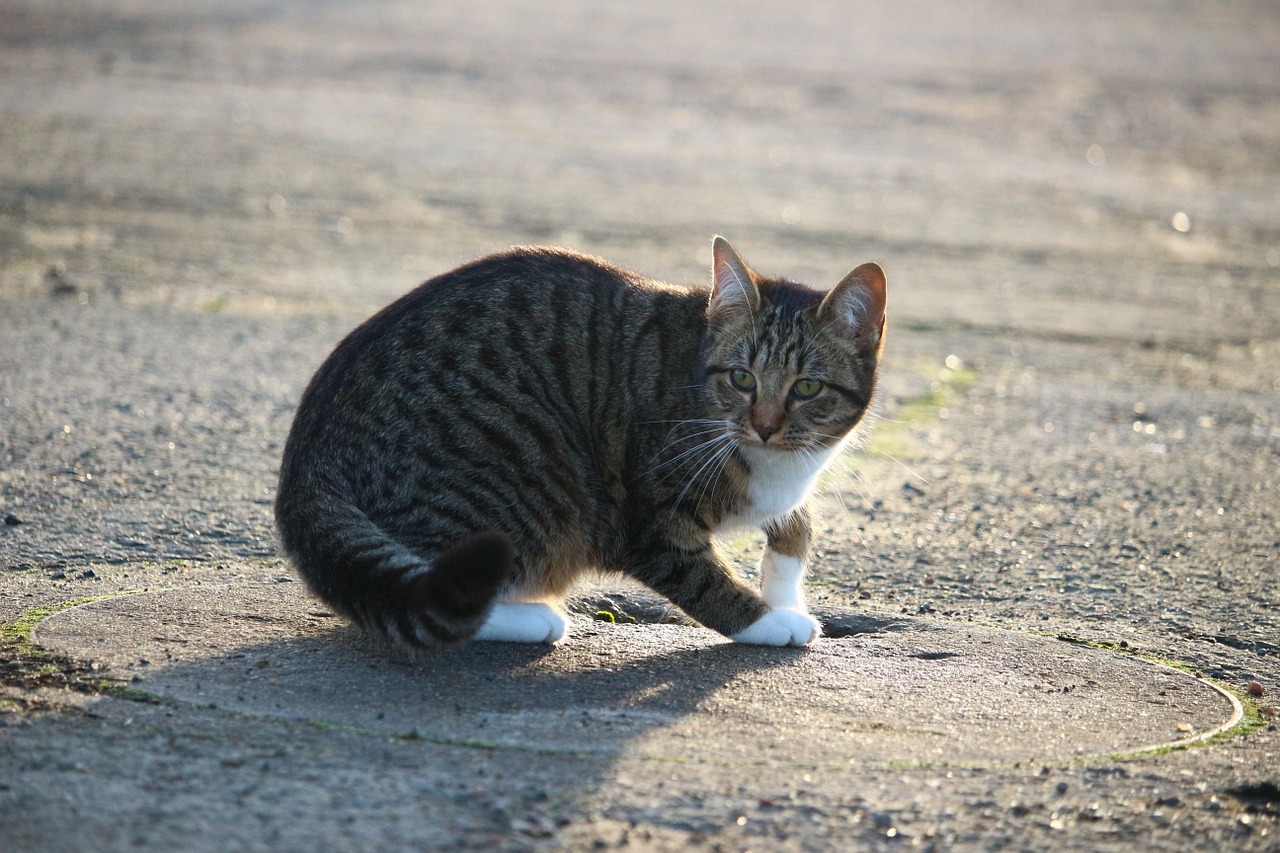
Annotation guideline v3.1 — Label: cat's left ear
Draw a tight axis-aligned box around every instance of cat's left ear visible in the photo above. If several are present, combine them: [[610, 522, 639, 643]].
[[709, 236, 760, 323], [818, 262, 887, 351]]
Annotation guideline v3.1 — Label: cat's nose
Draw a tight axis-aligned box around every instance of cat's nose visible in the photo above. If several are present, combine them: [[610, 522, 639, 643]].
[[754, 420, 781, 442]]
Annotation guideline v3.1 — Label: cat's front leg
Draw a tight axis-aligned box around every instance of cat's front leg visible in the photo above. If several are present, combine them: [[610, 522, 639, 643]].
[[730, 608, 821, 647], [733, 510, 821, 646], [629, 528, 817, 647], [759, 509, 813, 611], [759, 551, 807, 610]]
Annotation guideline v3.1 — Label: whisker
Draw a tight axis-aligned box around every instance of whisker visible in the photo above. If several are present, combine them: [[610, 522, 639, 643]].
[[670, 435, 739, 520], [686, 440, 738, 520], [638, 418, 728, 427], [868, 449, 930, 485], [641, 417, 730, 447], [660, 423, 728, 446], [845, 469, 878, 511], [829, 466, 878, 514], [828, 479, 852, 515], [643, 430, 734, 478]]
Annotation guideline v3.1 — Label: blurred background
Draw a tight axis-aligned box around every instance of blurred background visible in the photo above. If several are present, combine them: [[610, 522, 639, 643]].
[[3, 0, 1277, 343]]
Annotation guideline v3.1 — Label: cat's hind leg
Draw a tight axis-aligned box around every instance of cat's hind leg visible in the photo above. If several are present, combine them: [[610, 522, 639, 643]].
[[474, 601, 567, 644]]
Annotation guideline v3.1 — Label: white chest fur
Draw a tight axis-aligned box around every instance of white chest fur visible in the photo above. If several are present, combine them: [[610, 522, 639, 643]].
[[720, 442, 840, 531]]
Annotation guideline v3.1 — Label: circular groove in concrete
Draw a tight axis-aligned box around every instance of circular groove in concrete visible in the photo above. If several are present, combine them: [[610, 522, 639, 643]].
[[33, 583, 1241, 768]]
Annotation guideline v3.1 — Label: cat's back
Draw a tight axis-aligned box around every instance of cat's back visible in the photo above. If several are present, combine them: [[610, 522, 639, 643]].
[[320, 248, 704, 396], [292, 247, 707, 444], [367, 246, 693, 342]]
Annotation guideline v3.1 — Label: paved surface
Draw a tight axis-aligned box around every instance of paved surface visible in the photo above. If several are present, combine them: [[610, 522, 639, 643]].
[[31, 584, 1243, 766], [2, 1, 1279, 850]]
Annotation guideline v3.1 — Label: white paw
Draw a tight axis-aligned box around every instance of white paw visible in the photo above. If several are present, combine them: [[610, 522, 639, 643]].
[[474, 602, 567, 644], [731, 608, 821, 647]]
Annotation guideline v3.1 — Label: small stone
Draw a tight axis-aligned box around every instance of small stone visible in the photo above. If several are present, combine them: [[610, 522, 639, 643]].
[[1246, 681, 1264, 698], [3, 513, 21, 526], [46, 265, 79, 297], [1177, 723, 1193, 733]]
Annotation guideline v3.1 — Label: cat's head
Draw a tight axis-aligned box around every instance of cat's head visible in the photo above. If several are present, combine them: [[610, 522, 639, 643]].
[[703, 236, 886, 453]]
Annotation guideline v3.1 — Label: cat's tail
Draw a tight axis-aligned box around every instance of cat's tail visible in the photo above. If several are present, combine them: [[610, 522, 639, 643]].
[[276, 491, 515, 650]]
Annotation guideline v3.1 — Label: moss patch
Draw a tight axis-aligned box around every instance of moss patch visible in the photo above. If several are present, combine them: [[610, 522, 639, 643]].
[[863, 356, 978, 462], [0, 591, 149, 704], [1050, 631, 1263, 757]]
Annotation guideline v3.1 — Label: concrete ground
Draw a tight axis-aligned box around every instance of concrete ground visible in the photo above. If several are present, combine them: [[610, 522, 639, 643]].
[[1, 0, 1278, 850]]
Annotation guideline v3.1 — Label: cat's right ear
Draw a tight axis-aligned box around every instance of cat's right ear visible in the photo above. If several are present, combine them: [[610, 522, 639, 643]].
[[709, 236, 760, 323]]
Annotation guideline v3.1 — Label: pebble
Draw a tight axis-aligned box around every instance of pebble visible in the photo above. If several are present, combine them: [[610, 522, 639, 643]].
[[1246, 681, 1264, 698], [3, 513, 21, 526]]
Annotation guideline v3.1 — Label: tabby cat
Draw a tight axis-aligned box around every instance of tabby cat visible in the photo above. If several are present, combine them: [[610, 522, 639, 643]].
[[276, 237, 886, 650]]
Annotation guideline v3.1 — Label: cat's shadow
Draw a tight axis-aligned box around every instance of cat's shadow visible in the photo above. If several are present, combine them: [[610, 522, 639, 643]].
[[368, 618, 815, 720], [118, 602, 917, 828], [157, 613, 871, 763]]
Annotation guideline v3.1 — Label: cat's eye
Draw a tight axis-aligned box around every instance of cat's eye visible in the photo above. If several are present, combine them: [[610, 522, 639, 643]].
[[729, 368, 757, 392], [791, 378, 824, 399]]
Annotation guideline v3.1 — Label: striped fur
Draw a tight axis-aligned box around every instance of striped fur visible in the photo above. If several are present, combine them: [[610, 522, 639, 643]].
[[275, 238, 886, 651]]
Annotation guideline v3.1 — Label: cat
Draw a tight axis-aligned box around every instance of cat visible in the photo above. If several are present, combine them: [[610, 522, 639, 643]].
[[275, 237, 886, 650]]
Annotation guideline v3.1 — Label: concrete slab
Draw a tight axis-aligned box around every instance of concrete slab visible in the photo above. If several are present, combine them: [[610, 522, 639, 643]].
[[33, 583, 1240, 768]]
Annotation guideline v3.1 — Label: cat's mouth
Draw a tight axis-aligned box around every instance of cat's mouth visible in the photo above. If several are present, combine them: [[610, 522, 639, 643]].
[[736, 430, 818, 453], [734, 423, 850, 454]]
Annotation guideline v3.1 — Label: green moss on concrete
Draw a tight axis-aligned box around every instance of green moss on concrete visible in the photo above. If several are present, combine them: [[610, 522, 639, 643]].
[[1049, 631, 1259, 758], [862, 357, 979, 462], [1, 590, 150, 697]]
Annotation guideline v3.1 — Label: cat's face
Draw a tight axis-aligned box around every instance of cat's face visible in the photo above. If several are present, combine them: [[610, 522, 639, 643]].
[[703, 238, 886, 454]]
